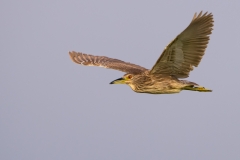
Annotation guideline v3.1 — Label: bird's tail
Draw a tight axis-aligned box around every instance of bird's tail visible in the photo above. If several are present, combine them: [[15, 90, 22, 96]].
[[180, 80, 212, 92], [183, 86, 212, 92]]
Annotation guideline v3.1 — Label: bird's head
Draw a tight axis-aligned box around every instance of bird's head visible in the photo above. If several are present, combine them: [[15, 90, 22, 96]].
[[110, 73, 135, 85]]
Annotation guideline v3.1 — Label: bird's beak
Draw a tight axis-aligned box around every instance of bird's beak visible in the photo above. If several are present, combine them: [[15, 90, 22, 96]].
[[110, 77, 126, 84]]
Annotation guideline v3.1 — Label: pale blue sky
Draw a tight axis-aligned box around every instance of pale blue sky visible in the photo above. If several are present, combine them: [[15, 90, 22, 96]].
[[1, 0, 240, 160]]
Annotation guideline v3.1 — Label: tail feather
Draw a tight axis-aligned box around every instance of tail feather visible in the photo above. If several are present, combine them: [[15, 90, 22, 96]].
[[183, 86, 212, 92]]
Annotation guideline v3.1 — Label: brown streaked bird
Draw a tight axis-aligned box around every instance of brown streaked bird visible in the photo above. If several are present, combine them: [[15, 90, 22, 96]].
[[69, 11, 213, 94]]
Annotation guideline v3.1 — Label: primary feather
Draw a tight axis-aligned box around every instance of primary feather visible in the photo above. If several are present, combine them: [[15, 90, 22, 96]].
[[69, 51, 147, 74]]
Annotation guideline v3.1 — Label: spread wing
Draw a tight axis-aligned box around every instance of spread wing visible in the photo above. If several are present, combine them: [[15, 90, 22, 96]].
[[150, 11, 214, 78], [69, 51, 147, 74]]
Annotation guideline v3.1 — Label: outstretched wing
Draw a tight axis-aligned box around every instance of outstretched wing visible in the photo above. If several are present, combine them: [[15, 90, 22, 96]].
[[69, 51, 147, 74], [150, 11, 214, 78]]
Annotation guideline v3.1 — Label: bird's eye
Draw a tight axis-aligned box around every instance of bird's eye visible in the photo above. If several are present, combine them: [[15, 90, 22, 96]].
[[127, 75, 133, 79]]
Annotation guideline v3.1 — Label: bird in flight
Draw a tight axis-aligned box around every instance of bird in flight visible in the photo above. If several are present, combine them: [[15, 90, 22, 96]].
[[69, 11, 213, 94]]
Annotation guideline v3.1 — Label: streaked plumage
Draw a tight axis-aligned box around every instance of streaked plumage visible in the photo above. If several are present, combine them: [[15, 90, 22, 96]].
[[69, 11, 214, 94]]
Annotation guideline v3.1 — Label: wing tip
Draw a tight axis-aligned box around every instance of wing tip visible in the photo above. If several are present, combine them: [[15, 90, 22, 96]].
[[69, 50, 75, 60], [192, 11, 213, 21], [69, 51, 81, 64]]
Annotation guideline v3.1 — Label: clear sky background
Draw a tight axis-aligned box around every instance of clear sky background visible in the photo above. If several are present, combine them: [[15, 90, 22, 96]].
[[1, 0, 240, 160]]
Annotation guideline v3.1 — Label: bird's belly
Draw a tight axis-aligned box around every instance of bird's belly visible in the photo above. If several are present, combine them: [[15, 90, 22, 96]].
[[138, 88, 181, 94], [131, 81, 182, 94]]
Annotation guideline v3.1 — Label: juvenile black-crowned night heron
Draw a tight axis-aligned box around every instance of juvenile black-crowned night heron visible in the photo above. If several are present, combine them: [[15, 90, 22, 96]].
[[69, 11, 213, 94]]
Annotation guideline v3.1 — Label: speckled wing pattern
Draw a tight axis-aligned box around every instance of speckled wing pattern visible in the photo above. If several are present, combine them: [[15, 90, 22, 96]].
[[69, 51, 147, 74], [150, 11, 214, 78]]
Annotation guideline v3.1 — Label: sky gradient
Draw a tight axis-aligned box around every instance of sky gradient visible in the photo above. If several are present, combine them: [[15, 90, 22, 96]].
[[1, 0, 240, 160]]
